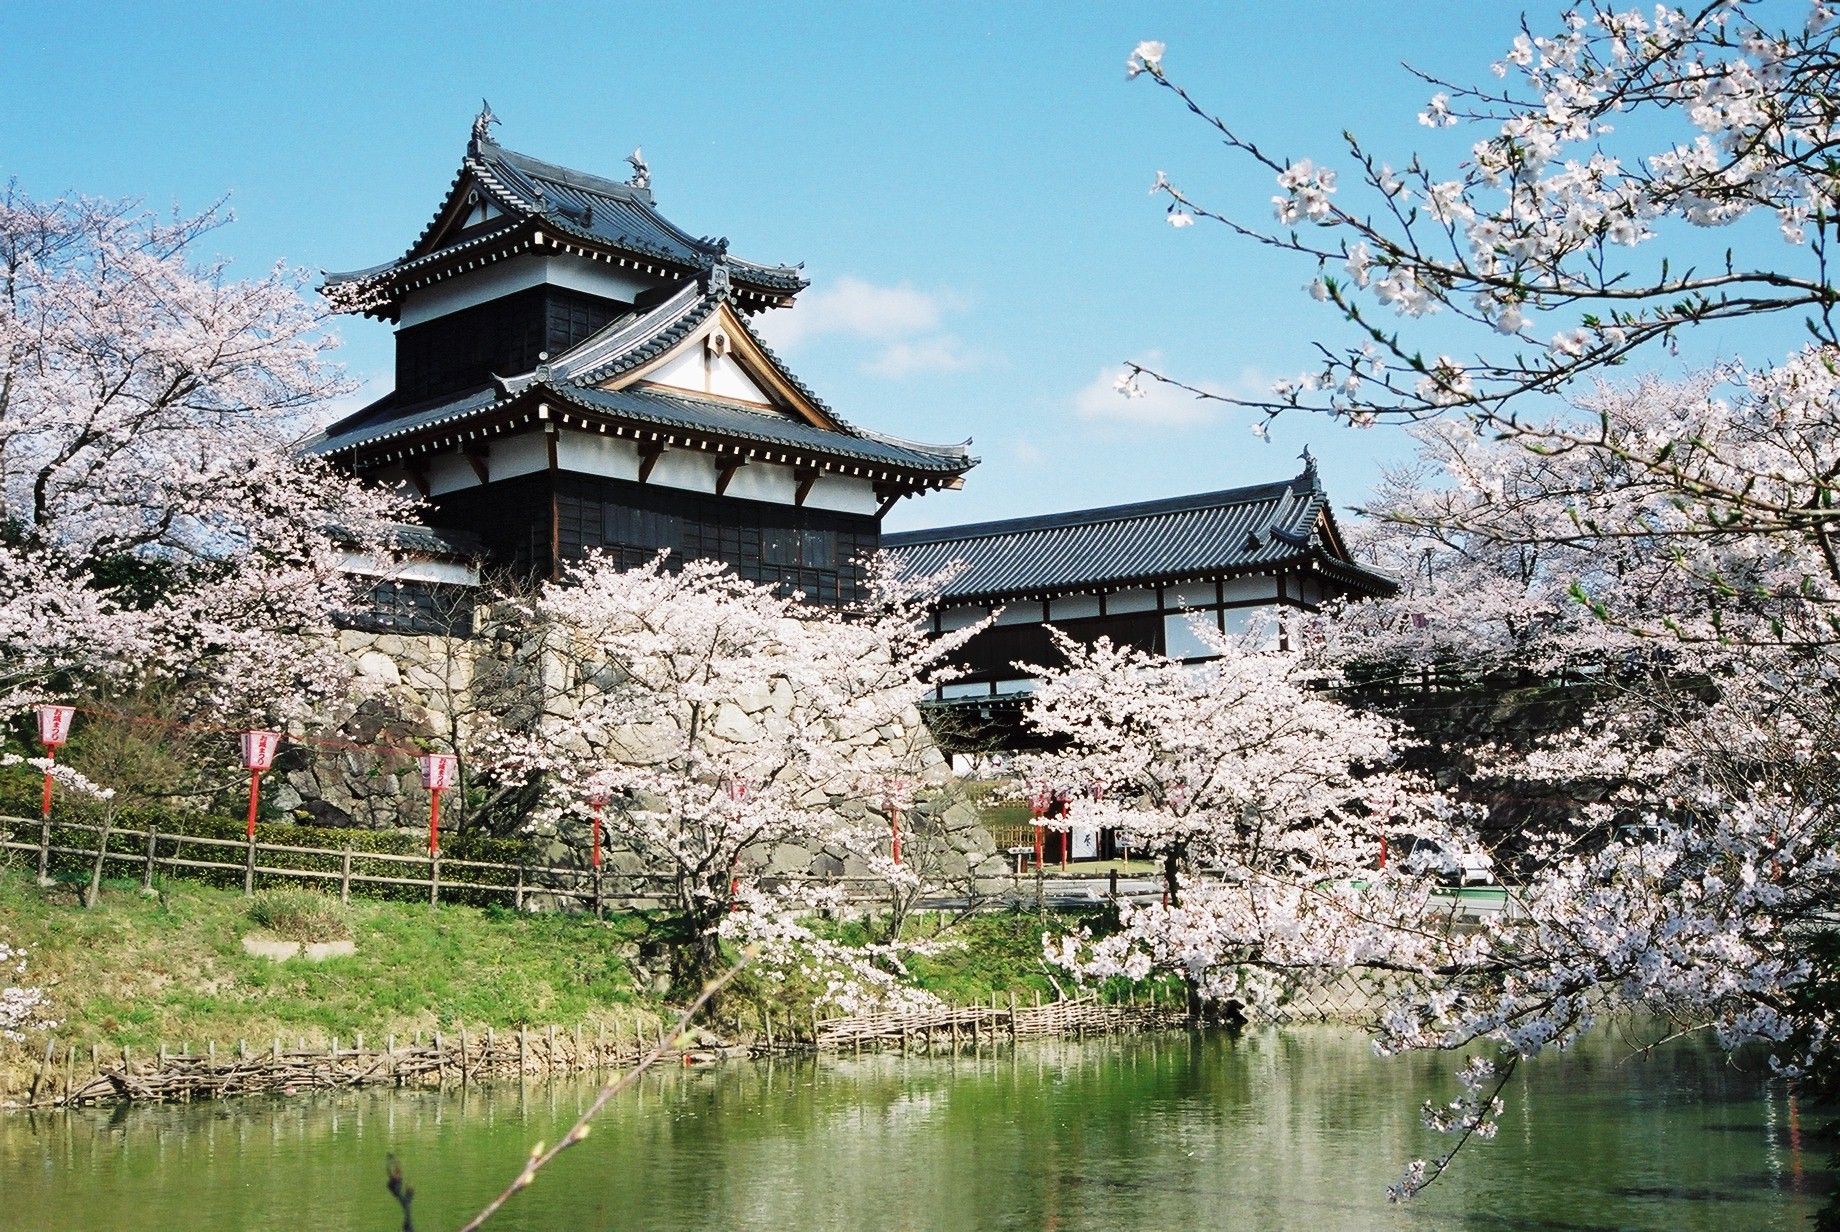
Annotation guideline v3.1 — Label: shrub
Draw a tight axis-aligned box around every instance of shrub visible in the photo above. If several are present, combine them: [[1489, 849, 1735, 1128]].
[[248, 889, 351, 944]]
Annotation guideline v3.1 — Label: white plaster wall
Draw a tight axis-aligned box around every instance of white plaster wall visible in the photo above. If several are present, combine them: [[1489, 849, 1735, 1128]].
[[486, 433, 547, 480], [425, 453, 478, 496], [993, 602, 1043, 626], [556, 430, 641, 480], [646, 347, 774, 405], [1166, 581, 1217, 609], [647, 448, 717, 493], [1048, 595, 1100, 620], [398, 255, 649, 329], [340, 551, 478, 585], [1107, 588, 1158, 614], [646, 348, 711, 395], [1225, 576, 1280, 603], [802, 473, 877, 516], [709, 353, 771, 404], [723, 460, 799, 505], [939, 605, 986, 632]]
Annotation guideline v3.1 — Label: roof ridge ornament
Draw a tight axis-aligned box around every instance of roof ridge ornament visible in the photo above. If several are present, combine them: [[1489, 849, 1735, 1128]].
[[625, 147, 650, 190], [471, 100, 501, 151], [705, 244, 732, 296]]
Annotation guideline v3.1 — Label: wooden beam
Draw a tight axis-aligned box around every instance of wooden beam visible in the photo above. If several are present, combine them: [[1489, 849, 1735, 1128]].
[[793, 467, 819, 507], [544, 423, 559, 472], [462, 444, 489, 484], [403, 459, 431, 499], [637, 441, 665, 484], [715, 458, 746, 496], [874, 484, 905, 519]]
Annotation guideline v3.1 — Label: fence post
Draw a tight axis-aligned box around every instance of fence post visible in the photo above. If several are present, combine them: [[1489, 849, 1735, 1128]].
[[593, 864, 603, 919], [340, 847, 352, 907], [37, 816, 51, 883], [143, 825, 158, 892], [430, 853, 440, 907], [243, 831, 256, 895], [514, 865, 525, 911]]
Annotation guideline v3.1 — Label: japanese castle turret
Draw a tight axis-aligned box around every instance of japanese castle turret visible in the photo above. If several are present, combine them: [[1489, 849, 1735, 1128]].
[[313, 108, 975, 604]]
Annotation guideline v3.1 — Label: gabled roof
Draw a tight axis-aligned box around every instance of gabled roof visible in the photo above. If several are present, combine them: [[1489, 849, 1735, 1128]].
[[323, 115, 806, 320], [310, 275, 975, 486], [883, 466, 1395, 603]]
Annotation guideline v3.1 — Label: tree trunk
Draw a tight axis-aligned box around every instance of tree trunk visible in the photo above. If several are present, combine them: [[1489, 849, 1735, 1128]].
[[85, 805, 115, 910]]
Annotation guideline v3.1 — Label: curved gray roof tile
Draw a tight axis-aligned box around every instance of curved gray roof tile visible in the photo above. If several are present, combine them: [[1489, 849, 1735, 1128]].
[[884, 471, 1394, 600]]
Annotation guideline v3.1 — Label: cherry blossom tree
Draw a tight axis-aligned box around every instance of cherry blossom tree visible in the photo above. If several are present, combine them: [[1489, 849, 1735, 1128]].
[[1123, 6, 1840, 428], [0, 940, 54, 1044], [1116, 9, 1840, 1195], [0, 184, 406, 725], [505, 552, 982, 995], [1017, 622, 1487, 1020]]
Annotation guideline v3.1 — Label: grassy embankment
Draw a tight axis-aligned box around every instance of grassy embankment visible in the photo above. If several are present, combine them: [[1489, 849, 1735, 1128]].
[[0, 866, 1100, 1090]]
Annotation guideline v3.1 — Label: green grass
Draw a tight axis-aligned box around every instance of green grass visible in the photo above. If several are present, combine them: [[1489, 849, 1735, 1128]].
[[0, 867, 662, 1072]]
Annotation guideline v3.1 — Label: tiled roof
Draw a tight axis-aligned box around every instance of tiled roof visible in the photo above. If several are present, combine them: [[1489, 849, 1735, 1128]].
[[323, 133, 806, 309], [548, 280, 718, 386], [310, 273, 974, 478], [551, 384, 971, 473], [883, 469, 1395, 601]]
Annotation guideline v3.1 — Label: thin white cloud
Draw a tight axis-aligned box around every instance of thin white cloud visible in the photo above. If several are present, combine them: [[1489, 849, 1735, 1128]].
[[864, 338, 978, 378], [762, 276, 956, 347], [755, 275, 984, 378], [1074, 363, 1275, 429]]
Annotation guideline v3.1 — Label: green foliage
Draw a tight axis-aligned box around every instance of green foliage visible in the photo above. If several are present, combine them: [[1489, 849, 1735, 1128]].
[[247, 889, 350, 944]]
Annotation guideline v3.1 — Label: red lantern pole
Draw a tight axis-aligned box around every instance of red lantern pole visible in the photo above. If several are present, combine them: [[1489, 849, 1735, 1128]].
[[40, 747, 56, 820], [239, 731, 281, 839], [591, 798, 603, 869], [36, 705, 74, 820], [419, 754, 459, 856]]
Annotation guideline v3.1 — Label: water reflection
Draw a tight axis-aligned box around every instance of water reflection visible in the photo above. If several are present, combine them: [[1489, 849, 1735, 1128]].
[[0, 1026, 1818, 1232]]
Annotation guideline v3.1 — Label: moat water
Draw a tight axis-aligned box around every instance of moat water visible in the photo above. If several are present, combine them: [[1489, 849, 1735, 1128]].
[[0, 1025, 1821, 1231]]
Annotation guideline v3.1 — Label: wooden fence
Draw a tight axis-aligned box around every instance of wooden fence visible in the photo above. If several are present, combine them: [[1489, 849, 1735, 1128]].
[[0, 814, 886, 912], [10, 1019, 722, 1108], [814, 988, 1189, 1053]]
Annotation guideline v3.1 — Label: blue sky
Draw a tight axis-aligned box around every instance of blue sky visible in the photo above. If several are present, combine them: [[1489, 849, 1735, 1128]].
[[0, 2, 1722, 532]]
